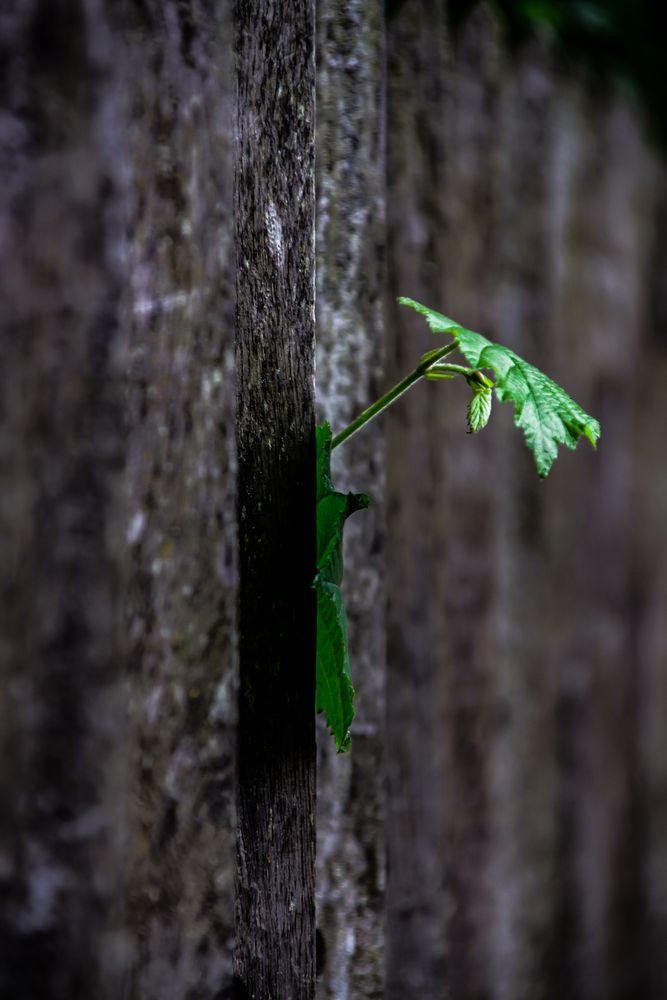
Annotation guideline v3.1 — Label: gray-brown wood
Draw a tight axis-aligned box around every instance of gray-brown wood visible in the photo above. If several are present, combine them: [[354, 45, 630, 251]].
[[0, 2, 127, 997], [385, 3, 451, 995], [2, 2, 667, 998], [438, 23, 563, 1000], [315, 2, 386, 998], [432, 16, 507, 996], [635, 177, 667, 1000], [122, 3, 237, 997], [541, 91, 653, 1000], [386, 4, 667, 999], [234, 1, 317, 997]]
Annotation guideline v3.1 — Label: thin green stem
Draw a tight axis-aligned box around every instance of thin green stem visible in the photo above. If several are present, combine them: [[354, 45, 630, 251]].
[[425, 363, 472, 379], [331, 342, 458, 450]]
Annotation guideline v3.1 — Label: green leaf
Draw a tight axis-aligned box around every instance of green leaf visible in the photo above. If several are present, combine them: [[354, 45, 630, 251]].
[[399, 298, 600, 477], [315, 581, 354, 753], [467, 384, 492, 433], [315, 422, 370, 751], [455, 328, 600, 476], [316, 422, 334, 502], [398, 296, 462, 335]]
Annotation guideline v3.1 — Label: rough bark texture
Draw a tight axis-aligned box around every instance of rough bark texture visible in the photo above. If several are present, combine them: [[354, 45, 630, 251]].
[[0, 2, 127, 997], [234, 1, 317, 998], [314, 2, 386, 999], [122, 3, 237, 998]]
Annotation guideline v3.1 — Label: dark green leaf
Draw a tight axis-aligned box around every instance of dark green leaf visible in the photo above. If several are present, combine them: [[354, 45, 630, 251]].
[[315, 580, 354, 753], [315, 422, 370, 751]]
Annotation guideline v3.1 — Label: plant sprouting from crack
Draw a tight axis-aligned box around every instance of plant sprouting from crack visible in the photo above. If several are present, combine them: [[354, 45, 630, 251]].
[[316, 298, 600, 752]]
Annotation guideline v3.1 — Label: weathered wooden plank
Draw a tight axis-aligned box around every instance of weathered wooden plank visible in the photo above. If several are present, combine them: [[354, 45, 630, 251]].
[[122, 2, 237, 996], [234, 1, 317, 996], [315, 1, 387, 997], [385, 3, 452, 996], [0, 3, 127, 997]]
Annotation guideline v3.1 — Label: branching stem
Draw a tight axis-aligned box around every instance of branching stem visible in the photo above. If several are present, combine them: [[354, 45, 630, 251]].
[[425, 363, 473, 379], [331, 342, 458, 450]]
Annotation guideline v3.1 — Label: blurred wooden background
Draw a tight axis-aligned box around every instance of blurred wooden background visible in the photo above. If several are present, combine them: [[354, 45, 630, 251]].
[[1, 2, 665, 999]]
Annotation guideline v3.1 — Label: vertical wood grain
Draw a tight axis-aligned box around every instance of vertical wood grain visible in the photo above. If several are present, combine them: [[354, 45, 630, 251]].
[[234, 1, 317, 996]]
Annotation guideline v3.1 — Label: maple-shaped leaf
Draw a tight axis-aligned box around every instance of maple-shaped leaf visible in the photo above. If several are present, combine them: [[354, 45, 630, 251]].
[[399, 297, 600, 477]]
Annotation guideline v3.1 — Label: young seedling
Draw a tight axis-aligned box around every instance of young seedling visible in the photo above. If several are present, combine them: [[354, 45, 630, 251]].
[[315, 298, 600, 751]]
